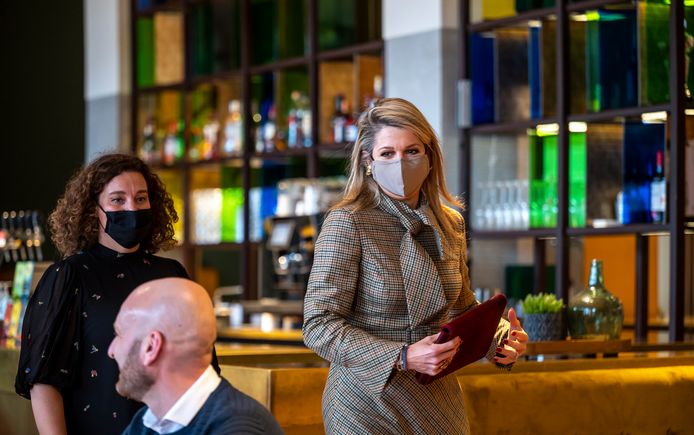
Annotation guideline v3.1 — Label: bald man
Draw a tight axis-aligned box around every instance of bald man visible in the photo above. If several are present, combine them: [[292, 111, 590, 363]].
[[108, 277, 283, 435]]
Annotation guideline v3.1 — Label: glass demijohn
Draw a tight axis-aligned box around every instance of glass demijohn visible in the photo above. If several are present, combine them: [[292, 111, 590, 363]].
[[568, 259, 624, 340]]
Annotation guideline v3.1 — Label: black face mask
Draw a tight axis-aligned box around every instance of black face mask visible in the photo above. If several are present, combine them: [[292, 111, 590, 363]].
[[100, 207, 153, 249]]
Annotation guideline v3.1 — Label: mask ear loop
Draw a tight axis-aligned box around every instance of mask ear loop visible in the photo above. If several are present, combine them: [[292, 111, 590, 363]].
[[96, 203, 108, 230]]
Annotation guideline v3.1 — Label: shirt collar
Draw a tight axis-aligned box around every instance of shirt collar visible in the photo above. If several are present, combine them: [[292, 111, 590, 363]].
[[142, 366, 222, 434]]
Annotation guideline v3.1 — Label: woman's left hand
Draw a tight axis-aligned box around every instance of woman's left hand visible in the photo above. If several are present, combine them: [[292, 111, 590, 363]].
[[494, 308, 528, 365]]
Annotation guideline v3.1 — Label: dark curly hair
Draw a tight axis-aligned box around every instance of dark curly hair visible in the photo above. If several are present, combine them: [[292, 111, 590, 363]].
[[48, 153, 178, 257]]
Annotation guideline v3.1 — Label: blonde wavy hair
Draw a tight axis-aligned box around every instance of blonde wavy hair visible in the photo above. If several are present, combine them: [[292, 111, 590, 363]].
[[332, 97, 463, 237], [48, 153, 178, 257]]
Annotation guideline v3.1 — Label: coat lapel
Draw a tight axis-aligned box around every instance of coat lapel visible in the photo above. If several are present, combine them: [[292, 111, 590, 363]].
[[379, 195, 448, 328]]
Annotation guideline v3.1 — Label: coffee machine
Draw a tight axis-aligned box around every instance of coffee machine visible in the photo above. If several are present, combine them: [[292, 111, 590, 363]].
[[264, 214, 321, 301]]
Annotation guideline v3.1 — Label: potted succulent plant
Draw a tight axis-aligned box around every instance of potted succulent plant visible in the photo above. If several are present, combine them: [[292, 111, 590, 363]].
[[521, 293, 566, 342]]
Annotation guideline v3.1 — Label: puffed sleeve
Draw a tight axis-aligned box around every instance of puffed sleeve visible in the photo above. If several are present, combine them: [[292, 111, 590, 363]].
[[15, 260, 83, 398], [303, 209, 403, 396]]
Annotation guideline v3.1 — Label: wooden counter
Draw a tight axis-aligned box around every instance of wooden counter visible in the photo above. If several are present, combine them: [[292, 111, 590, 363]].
[[215, 342, 325, 366], [217, 326, 305, 345]]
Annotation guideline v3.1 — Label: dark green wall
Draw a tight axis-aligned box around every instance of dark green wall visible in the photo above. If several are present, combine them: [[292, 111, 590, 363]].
[[0, 1, 85, 262]]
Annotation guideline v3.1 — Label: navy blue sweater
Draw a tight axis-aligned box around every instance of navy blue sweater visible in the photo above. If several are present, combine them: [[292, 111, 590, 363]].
[[122, 378, 283, 435]]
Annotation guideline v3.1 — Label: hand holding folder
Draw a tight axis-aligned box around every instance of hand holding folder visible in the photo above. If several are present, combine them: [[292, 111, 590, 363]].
[[415, 294, 507, 385]]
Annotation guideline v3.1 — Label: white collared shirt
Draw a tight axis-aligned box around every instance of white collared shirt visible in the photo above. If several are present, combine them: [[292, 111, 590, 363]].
[[142, 366, 222, 434]]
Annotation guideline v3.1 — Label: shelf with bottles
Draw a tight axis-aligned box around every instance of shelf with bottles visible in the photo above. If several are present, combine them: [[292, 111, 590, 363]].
[[136, 90, 186, 166], [250, 67, 312, 154], [189, 77, 245, 162], [466, 1, 694, 128], [0, 210, 46, 266], [319, 52, 383, 147]]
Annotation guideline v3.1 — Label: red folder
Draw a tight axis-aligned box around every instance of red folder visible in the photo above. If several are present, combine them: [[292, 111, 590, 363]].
[[415, 293, 507, 385]]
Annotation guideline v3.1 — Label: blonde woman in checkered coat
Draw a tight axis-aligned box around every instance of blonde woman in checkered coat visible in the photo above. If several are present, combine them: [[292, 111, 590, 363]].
[[303, 98, 528, 434]]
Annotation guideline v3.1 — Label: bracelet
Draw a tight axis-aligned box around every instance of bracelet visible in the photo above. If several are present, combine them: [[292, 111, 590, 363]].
[[398, 344, 408, 371], [403, 345, 408, 371]]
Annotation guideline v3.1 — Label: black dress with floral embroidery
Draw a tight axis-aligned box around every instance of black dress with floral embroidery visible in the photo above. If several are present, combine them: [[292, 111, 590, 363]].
[[15, 243, 189, 435]]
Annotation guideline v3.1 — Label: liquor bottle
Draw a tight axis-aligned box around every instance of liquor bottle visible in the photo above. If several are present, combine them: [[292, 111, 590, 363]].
[[622, 123, 665, 223], [287, 91, 301, 149], [342, 99, 358, 143], [0, 212, 11, 263], [296, 92, 312, 148], [264, 104, 278, 152], [163, 121, 183, 165], [568, 259, 623, 340], [364, 75, 384, 110], [188, 123, 204, 162], [222, 100, 243, 155], [201, 112, 220, 160], [254, 101, 265, 153], [287, 108, 300, 149], [140, 117, 158, 164], [331, 94, 346, 143], [650, 150, 666, 223], [31, 210, 43, 262]]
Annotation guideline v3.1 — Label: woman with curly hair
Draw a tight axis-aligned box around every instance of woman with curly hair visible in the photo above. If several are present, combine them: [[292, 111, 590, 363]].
[[15, 153, 191, 435]]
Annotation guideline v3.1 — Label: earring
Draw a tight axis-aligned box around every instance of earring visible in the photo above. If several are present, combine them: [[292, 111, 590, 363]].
[[366, 165, 372, 176]]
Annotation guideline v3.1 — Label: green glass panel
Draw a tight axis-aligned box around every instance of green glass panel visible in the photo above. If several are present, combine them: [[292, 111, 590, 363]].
[[528, 130, 558, 228], [191, 3, 213, 76], [528, 132, 543, 228], [584, 10, 638, 112], [319, 157, 348, 177], [202, 249, 242, 286], [639, 1, 670, 105], [516, 0, 555, 13], [685, 4, 694, 97], [585, 18, 601, 113], [221, 166, 244, 243], [136, 17, 154, 87], [568, 132, 587, 228], [318, 0, 381, 51], [251, 0, 306, 65], [542, 134, 558, 228]]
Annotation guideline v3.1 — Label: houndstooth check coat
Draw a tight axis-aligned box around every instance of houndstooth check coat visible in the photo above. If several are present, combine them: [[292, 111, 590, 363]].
[[303, 194, 510, 435]]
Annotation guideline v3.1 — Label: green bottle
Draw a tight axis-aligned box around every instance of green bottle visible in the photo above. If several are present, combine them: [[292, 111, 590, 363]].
[[568, 259, 624, 340]]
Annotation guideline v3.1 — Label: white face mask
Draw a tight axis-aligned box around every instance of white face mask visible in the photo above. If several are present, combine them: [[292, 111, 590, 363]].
[[371, 154, 430, 197]]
